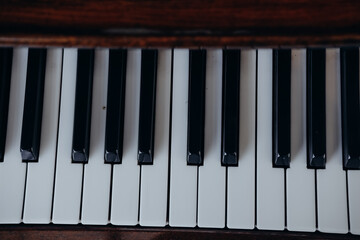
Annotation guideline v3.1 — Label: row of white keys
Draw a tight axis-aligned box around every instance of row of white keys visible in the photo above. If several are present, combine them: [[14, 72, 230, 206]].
[[0, 48, 28, 223], [23, 48, 63, 223], [317, 49, 348, 233], [227, 50, 256, 229], [0, 47, 356, 231], [256, 49, 285, 230], [81, 49, 111, 225], [52, 49, 83, 224], [286, 49, 316, 232], [139, 49, 172, 226], [111, 49, 141, 225], [169, 49, 197, 227], [348, 48, 360, 235], [197, 49, 225, 228]]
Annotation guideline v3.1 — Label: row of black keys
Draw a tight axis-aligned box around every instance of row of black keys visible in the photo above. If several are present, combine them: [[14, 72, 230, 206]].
[[0, 48, 358, 170]]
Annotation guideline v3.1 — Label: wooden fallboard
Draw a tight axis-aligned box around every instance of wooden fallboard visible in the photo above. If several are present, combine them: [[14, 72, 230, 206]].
[[0, 0, 359, 47]]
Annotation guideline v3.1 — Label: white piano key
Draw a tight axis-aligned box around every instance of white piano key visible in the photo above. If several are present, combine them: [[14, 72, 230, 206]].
[[169, 49, 197, 227], [227, 50, 256, 229], [139, 49, 171, 227], [256, 49, 285, 230], [23, 48, 62, 223], [111, 49, 141, 225], [286, 49, 316, 232], [0, 48, 28, 223], [348, 171, 360, 234], [52, 49, 83, 224], [81, 49, 111, 225], [317, 48, 348, 234], [197, 49, 225, 228], [347, 47, 360, 235]]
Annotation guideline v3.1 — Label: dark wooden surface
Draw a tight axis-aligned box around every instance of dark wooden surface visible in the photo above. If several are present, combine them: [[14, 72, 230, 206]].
[[0, 225, 358, 240], [0, 0, 359, 47]]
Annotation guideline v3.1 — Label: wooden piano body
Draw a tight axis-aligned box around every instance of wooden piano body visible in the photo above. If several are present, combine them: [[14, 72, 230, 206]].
[[0, 0, 359, 239], [1, 0, 359, 48]]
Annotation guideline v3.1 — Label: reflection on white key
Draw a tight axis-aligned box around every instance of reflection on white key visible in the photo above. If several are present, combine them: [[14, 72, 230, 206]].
[[348, 47, 360, 235], [23, 49, 62, 223], [286, 49, 316, 232], [227, 50, 256, 229], [197, 49, 225, 228], [257, 49, 284, 230], [52, 49, 83, 224], [81, 49, 111, 225], [317, 48, 348, 233], [139, 49, 171, 227], [111, 49, 141, 225], [169, 49, 197, 227], [0, 48, 27, 223]]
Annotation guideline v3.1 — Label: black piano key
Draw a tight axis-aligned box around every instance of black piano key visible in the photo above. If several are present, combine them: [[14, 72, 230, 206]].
[[20, 48, 47, 162], [0, 48, 13, 162], [341, 47, 360, 170], [72, 49, 95, 163], [272, 49, 291, 168], [104, 49, 127, 164], [138, 49, 158, 165], [306, 48, 326, 169], [221, 49, 240, 166], [187, 50, 206, 166]]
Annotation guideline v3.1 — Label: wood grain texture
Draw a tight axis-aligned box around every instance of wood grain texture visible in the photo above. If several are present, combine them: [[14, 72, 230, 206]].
[[0, 225, 358, 240], [0, 0, 359, 47], [1, 34, 360, 48]]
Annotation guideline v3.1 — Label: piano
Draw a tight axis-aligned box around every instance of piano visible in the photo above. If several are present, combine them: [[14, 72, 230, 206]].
[[0, 0, 359, 239]]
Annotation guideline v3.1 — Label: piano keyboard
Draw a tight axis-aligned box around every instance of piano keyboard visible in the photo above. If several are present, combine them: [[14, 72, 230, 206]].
[[0, 47, 359, 235]]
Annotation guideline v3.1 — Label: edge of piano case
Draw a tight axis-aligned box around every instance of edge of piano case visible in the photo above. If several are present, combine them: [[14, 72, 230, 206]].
[[0, 0, 359, 47], [0, 225, 359, 240], [0, 0, 359, 239]]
